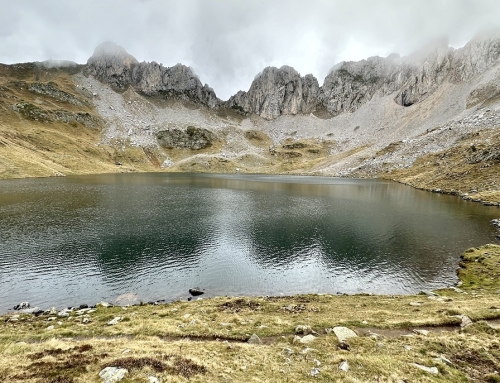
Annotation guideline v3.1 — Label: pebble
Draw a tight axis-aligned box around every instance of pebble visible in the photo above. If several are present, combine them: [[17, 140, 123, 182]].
[[46, 325, 54, 330]]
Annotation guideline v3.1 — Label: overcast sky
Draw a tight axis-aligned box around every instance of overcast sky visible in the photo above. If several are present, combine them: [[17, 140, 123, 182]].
[[1, 0, 499, 100]]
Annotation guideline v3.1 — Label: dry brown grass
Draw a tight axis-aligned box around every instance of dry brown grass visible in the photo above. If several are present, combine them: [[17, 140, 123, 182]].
[[386, 128, 500, 204], [0, 63, 162, 179]]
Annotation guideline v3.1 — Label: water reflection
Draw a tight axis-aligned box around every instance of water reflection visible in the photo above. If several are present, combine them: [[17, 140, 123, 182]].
[[0, 173, 498, 312]]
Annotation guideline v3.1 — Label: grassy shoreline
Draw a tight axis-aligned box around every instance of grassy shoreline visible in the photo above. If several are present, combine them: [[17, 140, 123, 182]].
[[1, 245, 500, 382]]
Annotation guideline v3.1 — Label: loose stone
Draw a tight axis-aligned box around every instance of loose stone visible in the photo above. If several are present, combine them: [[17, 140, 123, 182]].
[[411, 363, 438, 375], [247, 333, 263, 345], [309, 367, 320, 377], [99, 367, 128, 383], [13, 302, 30, 310], [413, 329, 429, 336], [331, 327, 358, 343], [107, 317, 121, 325], [189, 288, 204, 296], [338, 360, 350, 372], [295, 325, 312, 335], [299, 334, 316, 344]]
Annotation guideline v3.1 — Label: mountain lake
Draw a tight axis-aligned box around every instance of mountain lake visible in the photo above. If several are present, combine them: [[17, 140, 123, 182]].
[[0, 172, 499, 312]]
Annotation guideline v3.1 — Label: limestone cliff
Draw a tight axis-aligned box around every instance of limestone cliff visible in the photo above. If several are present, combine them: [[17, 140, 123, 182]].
[[86, 42, 219, 107], [227, 66, 320, 119]]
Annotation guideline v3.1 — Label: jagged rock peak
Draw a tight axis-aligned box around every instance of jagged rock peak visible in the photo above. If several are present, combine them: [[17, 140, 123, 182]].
[[85, 42, 219, 107], [88, 41, 138, 65], [228, 65, 320, 120]]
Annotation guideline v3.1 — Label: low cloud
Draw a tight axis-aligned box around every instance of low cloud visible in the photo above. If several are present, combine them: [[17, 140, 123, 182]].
[[1, 0, 499, 99]]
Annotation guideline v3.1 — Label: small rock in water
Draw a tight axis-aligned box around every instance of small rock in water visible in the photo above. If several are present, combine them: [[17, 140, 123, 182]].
[[189, 288, 204, 296], [99, 366, 128, 383], [338, 360, 350, 372], [107, 317, 121, 326], [411, 363, 438, 375], [247, 333, 263, 345], [79, 304, 89, 309], [13, 302, 30, 310]]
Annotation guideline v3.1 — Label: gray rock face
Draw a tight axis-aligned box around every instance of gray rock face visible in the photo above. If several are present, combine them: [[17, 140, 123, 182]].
[[321, 55, 404, 114], [227, 66, 320, 119], [86, 42, 218, 107], [86, 42, 139, 89]]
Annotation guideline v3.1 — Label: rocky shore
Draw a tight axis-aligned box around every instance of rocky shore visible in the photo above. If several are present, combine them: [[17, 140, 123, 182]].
[[1, 245, 500, 382]]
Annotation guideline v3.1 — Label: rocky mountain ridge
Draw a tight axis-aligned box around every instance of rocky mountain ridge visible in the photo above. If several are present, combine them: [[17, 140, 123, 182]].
[[86, 33, 500, 120]]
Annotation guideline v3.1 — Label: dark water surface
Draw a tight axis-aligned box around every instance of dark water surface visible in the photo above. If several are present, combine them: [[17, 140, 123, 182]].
[[0, 173, 498, 312]]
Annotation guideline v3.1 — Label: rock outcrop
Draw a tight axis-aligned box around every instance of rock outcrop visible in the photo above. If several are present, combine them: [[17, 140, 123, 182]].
[[227, 66, 320, 119], [156, 126, 215, 150], [86, 42, 219, 107]]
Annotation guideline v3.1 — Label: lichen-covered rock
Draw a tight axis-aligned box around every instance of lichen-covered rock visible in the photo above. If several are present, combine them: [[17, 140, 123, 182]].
[[156, 126, 215, 150]]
